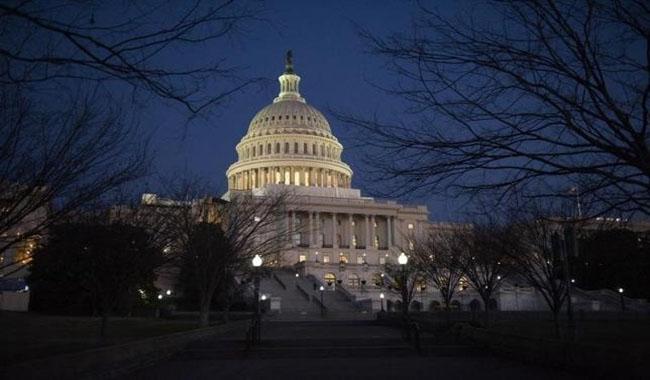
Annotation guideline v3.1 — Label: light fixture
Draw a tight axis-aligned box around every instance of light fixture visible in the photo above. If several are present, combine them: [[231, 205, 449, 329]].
[[254, 216, 261, 222], [166, 289, 172, 296], [570, 278, 576, 283], [398, 252, 408, 265], [295, 273, 299, 278], [157, 294, 163, 300], [618, 288, 624, 294], [319, 285, 324, 291], [380, 293, 385, 299], [261, 294, 267, 301], [252, 254, 263, 267]]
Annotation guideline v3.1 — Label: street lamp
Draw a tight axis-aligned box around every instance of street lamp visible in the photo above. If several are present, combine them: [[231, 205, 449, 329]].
[[380, 292, 385, 312], [252, 254, 263, 344], [618, 288, 626, 311], [319, 285, 325, 317], [398, 252, 408, 318]]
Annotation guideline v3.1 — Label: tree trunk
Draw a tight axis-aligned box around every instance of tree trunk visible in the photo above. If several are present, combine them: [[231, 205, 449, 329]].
[[199, 299, 210, 327], [222, 298, 231, 324], [482, 296, 490, 327], [552, 310, 561, 339]]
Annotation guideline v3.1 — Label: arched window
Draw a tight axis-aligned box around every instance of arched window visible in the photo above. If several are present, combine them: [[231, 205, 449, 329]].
[[327, 146, 331, 158], [284, 142, 289, 153], [312, 144, 317, 156], [259, 144, 263, 155], [252, 146, 256, 157], [324, 273, 336, 286], [267, 144, 271, 154], [294, 142, 298, 153], [303, 143, 308, 154], [320, 145, 325, 156], [275, 143, 280, 153]]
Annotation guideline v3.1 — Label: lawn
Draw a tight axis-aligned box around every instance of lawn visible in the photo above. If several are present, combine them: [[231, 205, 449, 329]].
[[0, 312, 200, 366], [489, 319, 650, 354]]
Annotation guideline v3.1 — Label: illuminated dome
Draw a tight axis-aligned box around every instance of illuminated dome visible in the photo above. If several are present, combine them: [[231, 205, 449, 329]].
[[227, 51, 352, 190]]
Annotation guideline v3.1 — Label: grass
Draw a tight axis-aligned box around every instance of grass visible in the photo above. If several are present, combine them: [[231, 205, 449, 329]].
[[0, 311, 201, 366], [489, 319, 650, 354]]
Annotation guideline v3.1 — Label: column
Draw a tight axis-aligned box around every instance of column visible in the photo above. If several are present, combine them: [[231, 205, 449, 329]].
[[370, 215, 376, 248], [332, 212, 338, 249], [349, 214, 354, 248], [387, 216, 393, 247], [365, 215, 370, 248]]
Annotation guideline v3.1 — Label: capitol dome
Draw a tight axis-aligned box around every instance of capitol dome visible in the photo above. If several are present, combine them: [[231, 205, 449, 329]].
[[226, 52, 352, 191]]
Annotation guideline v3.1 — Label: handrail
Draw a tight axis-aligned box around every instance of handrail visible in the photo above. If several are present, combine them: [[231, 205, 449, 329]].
[[272, 272, 287, 290], [295, 283, 310, 301], [336, 283, 356, 302]]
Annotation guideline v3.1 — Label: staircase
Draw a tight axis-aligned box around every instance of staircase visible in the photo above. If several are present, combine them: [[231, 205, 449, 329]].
[[259, 269, 373, 320]]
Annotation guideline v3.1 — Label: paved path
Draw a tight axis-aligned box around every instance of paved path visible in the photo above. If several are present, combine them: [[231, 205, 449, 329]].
[[127, 320, 582, 380]]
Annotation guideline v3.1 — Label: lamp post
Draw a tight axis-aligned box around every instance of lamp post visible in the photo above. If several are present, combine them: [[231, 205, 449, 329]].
[[398, 252, 409, 317], [319, 285, 325, 316], [252, 254, 263, 344], [618, 288, 626, 311], [380, 292, 385, 312]]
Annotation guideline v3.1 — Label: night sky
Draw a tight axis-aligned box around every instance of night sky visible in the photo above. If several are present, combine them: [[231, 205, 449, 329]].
[[140, 0, 463, 221]]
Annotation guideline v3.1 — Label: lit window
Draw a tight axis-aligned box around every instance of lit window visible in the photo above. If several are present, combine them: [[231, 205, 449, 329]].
[[408, 223, 414, 230], [323, 255, 330, 263], [299, 255, 306, 262], [357, 256, 364, 264]]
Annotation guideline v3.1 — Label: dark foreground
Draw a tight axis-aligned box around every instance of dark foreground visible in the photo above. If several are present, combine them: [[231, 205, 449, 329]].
[[126, 320, 580, 380]]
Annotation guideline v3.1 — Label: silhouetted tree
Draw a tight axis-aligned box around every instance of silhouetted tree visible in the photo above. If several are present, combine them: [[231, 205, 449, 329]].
[[342, 0, 650, 217], [457, 222, 510, 325], [411, 229, 465, 311], [29, 222, 163, 337]]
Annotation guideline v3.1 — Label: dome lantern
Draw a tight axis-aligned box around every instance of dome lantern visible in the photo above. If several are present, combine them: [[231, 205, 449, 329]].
[[275, 50, 305, 103]]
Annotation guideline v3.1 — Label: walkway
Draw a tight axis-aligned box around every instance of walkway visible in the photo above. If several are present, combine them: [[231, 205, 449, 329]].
[[127, 320, 581, 379]]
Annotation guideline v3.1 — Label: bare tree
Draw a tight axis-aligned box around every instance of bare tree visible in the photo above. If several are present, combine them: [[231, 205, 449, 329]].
[[382, 257, 426, 316], [0, 0, 264, 113], [1, 0, 266, 276], [0, 89, 147, 276], [411, 229, 465, 311], [341, 0, 650, 216], [457, 222, 510, 324], [507, 215, 570, 338], [158, 181, 290, 327]]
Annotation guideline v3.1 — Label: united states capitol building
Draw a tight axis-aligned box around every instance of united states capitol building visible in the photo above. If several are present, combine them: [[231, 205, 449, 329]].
[[140, 54, 647, 317], [218, 54, 644, 316]]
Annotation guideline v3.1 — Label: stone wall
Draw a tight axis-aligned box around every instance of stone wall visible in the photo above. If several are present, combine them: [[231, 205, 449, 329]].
[[0, 320, 249, 380]]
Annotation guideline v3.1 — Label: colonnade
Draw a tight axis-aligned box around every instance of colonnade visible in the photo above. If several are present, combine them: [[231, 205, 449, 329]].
[[229, 166, 351, 190], [287, 210, 396, 250]]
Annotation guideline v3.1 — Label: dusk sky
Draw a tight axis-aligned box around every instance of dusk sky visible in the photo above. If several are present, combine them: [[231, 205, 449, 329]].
[[139, 0, 463, 220]]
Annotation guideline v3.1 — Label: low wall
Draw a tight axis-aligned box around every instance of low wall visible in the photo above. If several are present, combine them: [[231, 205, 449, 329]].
[[0, 319, 249, 380], [458, 324, 645, 378], [0, 291, 29, 311]]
